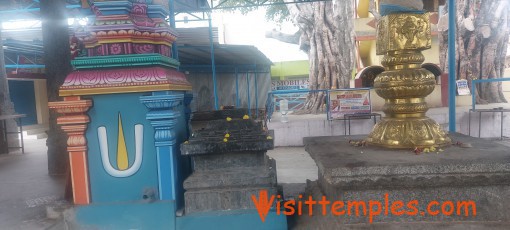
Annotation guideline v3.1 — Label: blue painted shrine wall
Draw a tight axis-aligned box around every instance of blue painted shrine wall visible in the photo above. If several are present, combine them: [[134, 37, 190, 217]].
[[86, 93, 158, 203]]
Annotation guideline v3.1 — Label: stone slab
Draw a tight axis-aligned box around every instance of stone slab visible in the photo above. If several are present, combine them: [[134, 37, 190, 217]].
[[304, 133, 510, 189], [301, 133, 510, 225], [184, 162, 277, 190], [181, 139, 273, 156], [191, 109, 249, 121], [184, 187, 278, 214], [184, 158, 277, 214], [191, 151, 267, 171], [182, 119, 273, 156]]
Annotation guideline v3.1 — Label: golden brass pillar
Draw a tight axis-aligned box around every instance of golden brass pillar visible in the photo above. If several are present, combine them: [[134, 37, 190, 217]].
[[365, 13, 451, 148]]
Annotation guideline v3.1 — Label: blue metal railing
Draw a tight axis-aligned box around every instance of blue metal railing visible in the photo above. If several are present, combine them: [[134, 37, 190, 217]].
[[448, 0, 457, 132], [471, 78, 510, 110]]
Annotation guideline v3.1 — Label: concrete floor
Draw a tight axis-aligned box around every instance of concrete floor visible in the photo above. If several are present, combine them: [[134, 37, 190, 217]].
[[0, 139, 65, 230], [267, 147, 319, 199], [267, 147, 318, 184]]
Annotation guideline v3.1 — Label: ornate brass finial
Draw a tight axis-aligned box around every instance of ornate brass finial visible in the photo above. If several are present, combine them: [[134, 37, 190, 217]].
[[365, 13, 451, 148]]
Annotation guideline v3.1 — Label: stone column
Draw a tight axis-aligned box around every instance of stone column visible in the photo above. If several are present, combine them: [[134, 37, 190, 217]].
[[140, 92, 184, 201], [0, 21, 17, 154], [48, 96, 92, 205], [183, 93, 193, 139], [41, 0, 73, 174]]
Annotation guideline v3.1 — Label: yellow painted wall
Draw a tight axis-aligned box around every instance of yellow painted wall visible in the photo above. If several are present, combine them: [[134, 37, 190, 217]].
[[271, 60, 309, 80], [357, 0, 370, 18], [368, 40, 380, 66], [422, 36, 440, 64], [34, 79, 49, 125]]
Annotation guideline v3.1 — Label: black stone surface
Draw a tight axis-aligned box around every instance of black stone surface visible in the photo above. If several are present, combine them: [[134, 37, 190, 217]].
[[299, 133, 510, 225], [182, 114, 278, 214], [304, 133, 510, 189], [181, 119, 273, 155], [191, 109, 249, 121]]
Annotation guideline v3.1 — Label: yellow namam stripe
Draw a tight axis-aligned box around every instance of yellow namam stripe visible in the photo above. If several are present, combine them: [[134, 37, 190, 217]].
[[117, 113, 129, 170]]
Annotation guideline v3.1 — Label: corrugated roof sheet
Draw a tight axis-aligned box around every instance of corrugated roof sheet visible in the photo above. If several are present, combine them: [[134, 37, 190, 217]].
[[178, 44, 272, 66], [176, 27, 219, 45]]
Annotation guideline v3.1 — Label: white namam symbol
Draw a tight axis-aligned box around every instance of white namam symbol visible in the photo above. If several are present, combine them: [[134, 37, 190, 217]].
[[97, 113, 144, 178]]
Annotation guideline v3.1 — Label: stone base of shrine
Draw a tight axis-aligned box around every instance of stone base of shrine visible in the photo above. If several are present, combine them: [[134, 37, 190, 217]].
[[294, 133, 510, 229], [183, 151, 278, 214], [60, 202, 288, 230]]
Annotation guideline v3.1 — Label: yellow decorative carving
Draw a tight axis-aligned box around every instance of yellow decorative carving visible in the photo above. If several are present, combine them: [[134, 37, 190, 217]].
[[59, 84, 192, 97], [117, 113, 129, 170], [366, 13, 451, 149], [376, 13, 431, 55]]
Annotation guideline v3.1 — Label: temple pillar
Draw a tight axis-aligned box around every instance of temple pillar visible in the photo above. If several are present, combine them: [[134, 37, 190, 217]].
[[365, 13, 451, 148], [183, 93, 193, 139], [48, 96, 92, 204], [41, 0, 72, 174], [140, 92, 184, 201], [0, 22, 17, 154]]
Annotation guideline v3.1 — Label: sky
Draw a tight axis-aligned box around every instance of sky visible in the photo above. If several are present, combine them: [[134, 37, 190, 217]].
[[176, 8, 309, 62], [216, 9, 308, 62]]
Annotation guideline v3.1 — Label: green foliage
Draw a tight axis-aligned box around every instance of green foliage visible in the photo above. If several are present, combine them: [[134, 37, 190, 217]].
[[265, 2, 291, 24], [218, 0, 291, 25]]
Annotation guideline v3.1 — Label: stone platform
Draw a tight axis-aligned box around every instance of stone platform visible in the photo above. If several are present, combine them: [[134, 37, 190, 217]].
[[296, 133, 510, 229], [181, 117, 278, 215]]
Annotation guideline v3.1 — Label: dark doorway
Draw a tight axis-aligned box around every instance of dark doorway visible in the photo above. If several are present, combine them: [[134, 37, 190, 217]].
[[8, 80, 37, 126]]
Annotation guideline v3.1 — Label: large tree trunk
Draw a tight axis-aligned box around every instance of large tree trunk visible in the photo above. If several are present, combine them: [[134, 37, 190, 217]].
[[285, 0, 356, 114], [41, 0, 72, 175], [439, 0, 509, 104]]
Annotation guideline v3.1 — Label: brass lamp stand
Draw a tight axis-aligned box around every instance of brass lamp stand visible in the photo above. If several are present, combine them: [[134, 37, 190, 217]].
[[365, 13, 451, 148]]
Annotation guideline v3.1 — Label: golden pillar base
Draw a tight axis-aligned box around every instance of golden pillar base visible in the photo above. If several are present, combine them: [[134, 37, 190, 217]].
[[365, 13, 451, 149], [366, 117, 451, 148]]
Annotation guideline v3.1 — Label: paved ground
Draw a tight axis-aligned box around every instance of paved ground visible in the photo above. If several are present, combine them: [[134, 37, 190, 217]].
[[0, 139, 65, 230], [267, 147, 318, 184], [267, 147, 318, 199]]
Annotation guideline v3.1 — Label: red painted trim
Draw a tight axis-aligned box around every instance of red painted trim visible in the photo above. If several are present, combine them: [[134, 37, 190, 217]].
[[70, 151, 90, 205]]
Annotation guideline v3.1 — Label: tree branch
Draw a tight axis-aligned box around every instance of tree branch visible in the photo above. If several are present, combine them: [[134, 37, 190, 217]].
[[264, 29, 301, 45]]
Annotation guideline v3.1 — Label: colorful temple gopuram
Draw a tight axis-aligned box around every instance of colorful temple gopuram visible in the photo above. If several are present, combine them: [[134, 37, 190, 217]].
[[48, 1, 286, 229]]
